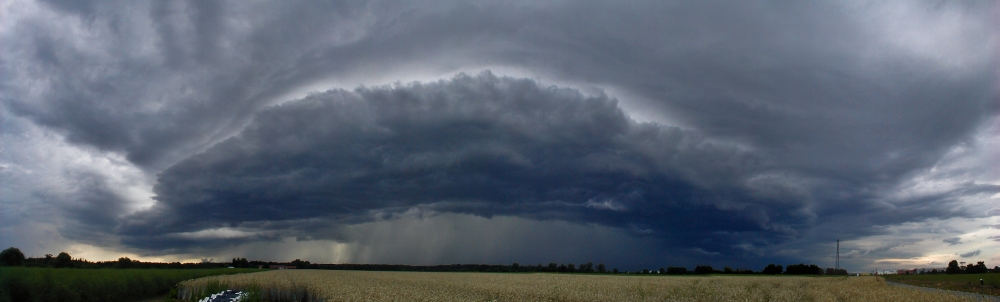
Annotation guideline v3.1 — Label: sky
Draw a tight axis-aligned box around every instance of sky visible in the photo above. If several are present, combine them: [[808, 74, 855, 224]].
[[1, 0, 998, 273]]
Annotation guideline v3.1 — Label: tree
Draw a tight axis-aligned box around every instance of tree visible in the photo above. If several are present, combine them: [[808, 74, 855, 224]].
[[117, 257, 133, 269], [231, 258, 250, 268], [967, 261, 988, 274], [0, 247, 25, 266], [597, 263, 606, 273], [762, 264, 783, 274], [826, 268, 848, 275], [612, 268, 619, 274], [511, 262, 519, 271], [946, 260, 961, 274], [54, 252, 72, 268], [666, 267, 688, 274], [694, 265, 714, 275]]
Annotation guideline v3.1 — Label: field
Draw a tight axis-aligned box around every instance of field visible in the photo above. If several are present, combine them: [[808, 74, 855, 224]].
[[885, 273, 1000, 297], [0, 267, 258, 302], [180, 270, 988, 301]]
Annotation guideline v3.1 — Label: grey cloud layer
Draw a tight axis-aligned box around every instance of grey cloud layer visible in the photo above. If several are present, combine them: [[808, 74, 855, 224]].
[[123, 73, 809, 254], [8, 1, 994, 172], [2, 0, 997, 267]]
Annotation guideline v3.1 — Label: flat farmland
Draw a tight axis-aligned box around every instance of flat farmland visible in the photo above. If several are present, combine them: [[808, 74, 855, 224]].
[[179, 270, 986, 301], [884, 273, 1000, 297]]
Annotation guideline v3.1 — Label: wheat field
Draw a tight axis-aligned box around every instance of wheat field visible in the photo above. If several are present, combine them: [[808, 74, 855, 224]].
[[178, 270, 988, 301]]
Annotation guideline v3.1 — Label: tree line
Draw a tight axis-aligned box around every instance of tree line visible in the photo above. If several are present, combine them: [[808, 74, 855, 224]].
[[20, 246, 1000, 276], [945, 260, 997, 274], [0, 247, 226, 269]]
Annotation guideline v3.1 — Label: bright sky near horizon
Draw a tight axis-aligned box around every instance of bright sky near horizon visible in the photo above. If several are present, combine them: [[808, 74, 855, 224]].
[[1, 0, 998, 272]]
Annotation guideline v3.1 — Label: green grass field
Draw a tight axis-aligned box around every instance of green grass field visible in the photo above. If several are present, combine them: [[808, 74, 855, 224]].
[[0, 267, 259, 302], [884, 273, 1000, 296]]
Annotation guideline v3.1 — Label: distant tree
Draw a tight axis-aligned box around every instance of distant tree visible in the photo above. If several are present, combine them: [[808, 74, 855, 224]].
[[612, 268, 619, 274], [231, 258, 250, 268], [512, 263, 519, 271], [825, 268, 848, 275], [567, 263, 576, 273], [54, 252, 72, 268], [117, 257, 133, 269], [967, 261, 988, 274], [694, 265, 714, 275], [784, 263, 822, 275], [580, 262, 594, 273], [289, 259, 310, 268], [809, 264, 823, 275], [666, 267, 688, 274], [723, 267, 734, 274], [597, 263, 606, 273], [762, 264, 783, 274], [642, 268, 650, 274], [558, 264, 567, 273], [548, 263, 557, 272], [993, 266, 1000, 273], [659, 267, 666, 274], [0, 247, 25, 266], [946, 260, 961, 274]]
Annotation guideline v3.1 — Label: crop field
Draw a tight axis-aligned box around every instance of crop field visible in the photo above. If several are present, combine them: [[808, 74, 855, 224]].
[[0, 267, 258, 302], [179, 270, 988, 301], [885, 273, 1000, 297]]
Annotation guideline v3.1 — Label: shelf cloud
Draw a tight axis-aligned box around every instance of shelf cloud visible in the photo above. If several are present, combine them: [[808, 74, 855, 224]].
[[2, 0, 997, 270]]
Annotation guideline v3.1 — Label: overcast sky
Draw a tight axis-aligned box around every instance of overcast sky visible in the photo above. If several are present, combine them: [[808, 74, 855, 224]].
[[1, 0, 998, 272]]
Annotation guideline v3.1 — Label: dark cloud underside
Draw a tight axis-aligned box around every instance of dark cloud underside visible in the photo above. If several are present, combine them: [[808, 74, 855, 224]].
[[123, 73, 814, 253], [1, 0, 996, 268]]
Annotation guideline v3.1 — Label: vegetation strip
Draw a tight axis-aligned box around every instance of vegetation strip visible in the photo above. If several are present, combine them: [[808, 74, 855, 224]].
[[183, 270, 984, 301], [885, 281, 1000, 302], [0, 267, 257, 302], [885, 273, 1000, 298]]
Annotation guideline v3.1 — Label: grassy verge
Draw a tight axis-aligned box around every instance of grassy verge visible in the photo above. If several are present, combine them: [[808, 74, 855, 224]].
[[884, 273, 1000, 296], [0, 267, 259, 302]]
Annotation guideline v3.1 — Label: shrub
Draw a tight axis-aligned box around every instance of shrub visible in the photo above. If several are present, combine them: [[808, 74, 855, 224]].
[[0, 248, 25, 267], [762, 264, 783, 274], [694, 265, 714, 275], [666, 267, 688, 275]]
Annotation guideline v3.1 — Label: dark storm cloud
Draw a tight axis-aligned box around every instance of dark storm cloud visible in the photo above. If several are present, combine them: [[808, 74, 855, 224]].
[[5, 0, 377, 168], [9, 0, 994, 174], [3, 0, 997, 267], [121, 72, 815, 252]]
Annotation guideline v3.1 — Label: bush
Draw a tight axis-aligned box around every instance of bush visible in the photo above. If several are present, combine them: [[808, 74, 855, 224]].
[[762, 264, 783, 274], [53, 253, 72, 268], [0, 248, 25, 267], [785, 263, 823, 275], [693, 265, 714, 275], [666, 267, 688, 275]]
